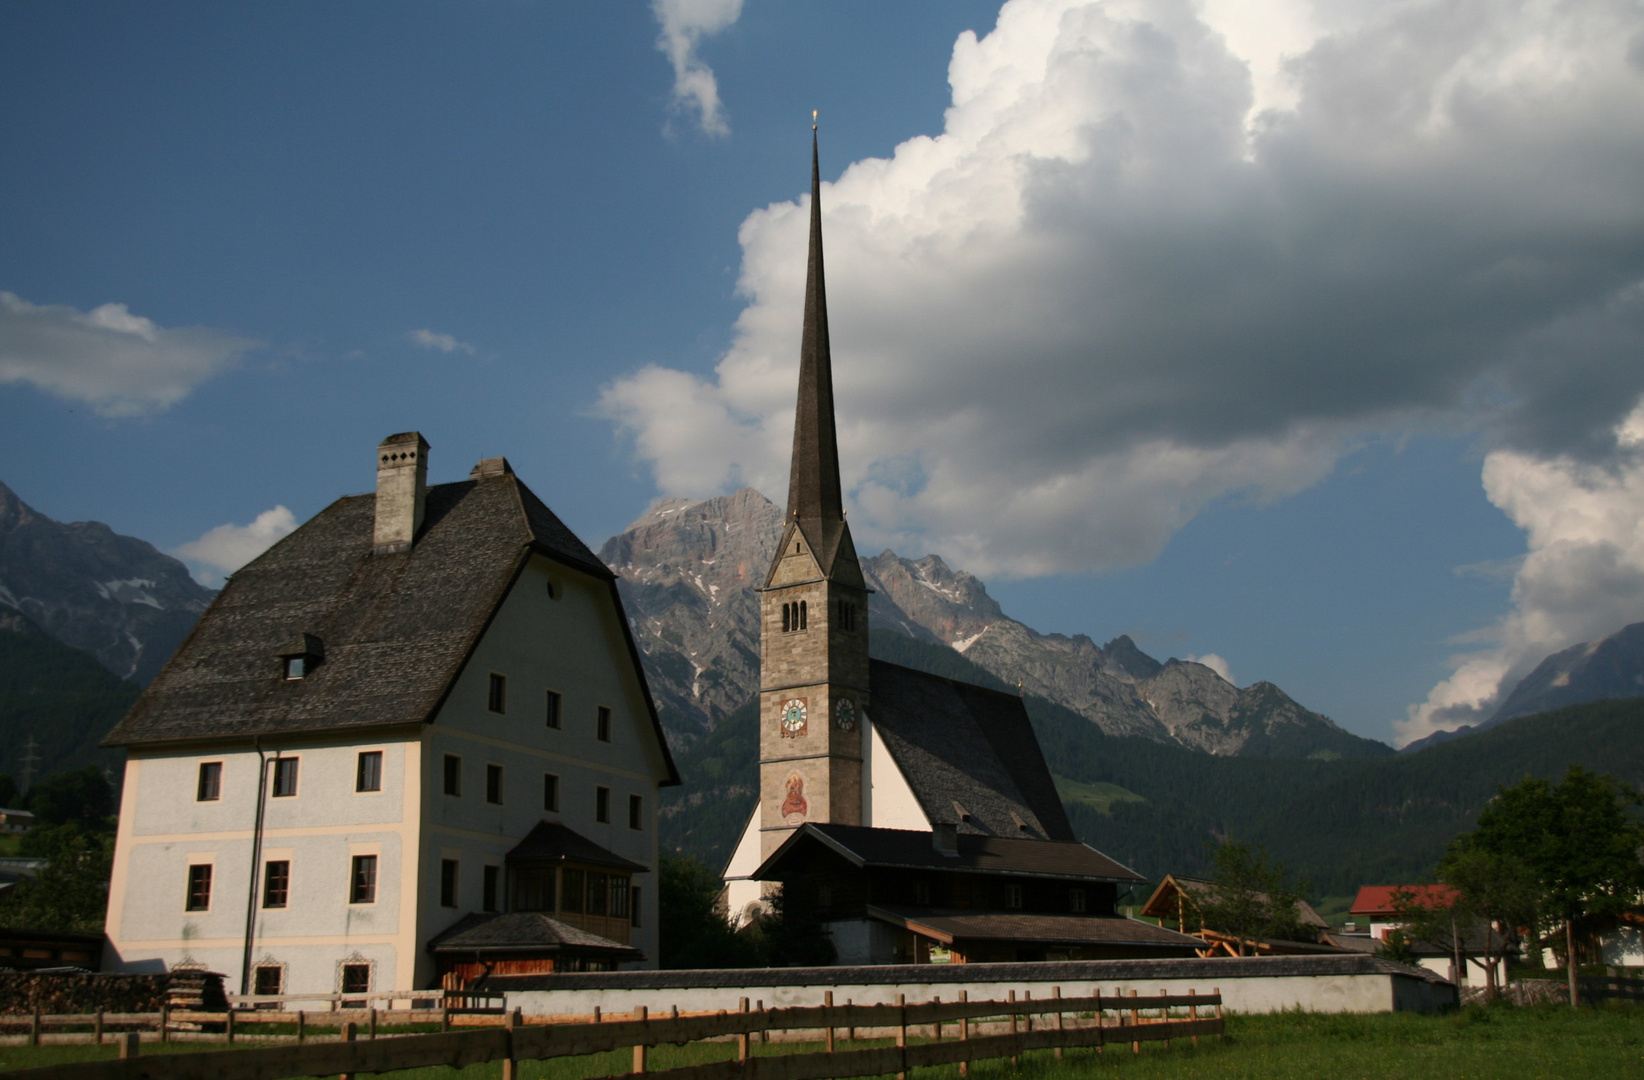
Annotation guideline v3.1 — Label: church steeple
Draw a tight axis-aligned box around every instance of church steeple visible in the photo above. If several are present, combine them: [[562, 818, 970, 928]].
[[787, 126, 846, 571]]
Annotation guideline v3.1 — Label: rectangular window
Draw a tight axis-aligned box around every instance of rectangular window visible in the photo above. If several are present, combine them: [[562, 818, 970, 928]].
[[253, 965, 283, 997], [284, 656, 306, 680], [483, 865, 500, 912], [630, 885, 641, 927], [440, 859, 459, 907], [271, 757, 299, 798], [1069, 888, 1087, 913], [609, 876, 630, 919], [586, 871, 609, 916], [196, 761, 222, 802], [443, 754, 462, 796], [561, 868, 585, 914], [512, 867, 554, 912], [341, 963, 371, 995], [628, 794, 643, 830], [356, 751, 383, 793], [596, 705, 611, 743], [1005, 884, 1024, 910], [545, 690, 562, 729], [488, 672, 507, 714], [595, 786, 610, 823], [543, 773, 559, 813], [350, 854, 378, 904], [486, 764, 504, 805], [263, 860, 290, 909], [186, 864, 212, 911], [914, 880, 932, 906]]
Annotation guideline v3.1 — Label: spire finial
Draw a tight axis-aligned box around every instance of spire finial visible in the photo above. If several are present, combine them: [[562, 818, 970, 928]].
[[812, 109, 818, 131]]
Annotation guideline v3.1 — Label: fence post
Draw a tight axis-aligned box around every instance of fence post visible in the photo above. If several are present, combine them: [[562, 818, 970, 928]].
[[847, 997, 855, 1043], [160, 1003, 169, 1044], [824, 990, 835, 1053], [1214, 988, 1223, 1041], [119, 1031, 141, 1059], [29, 1008, 40, 1046], [94, 1009, 104, 1047], [958, 990, 970, 1079], [369, 1006, 378, 1040], [503, 1007, 520, 1080], [1130, 989, 1139, 1056], [226, 1008, 236, 1045], [634, 1004, 649, 1074], [1189, 989, 1198, 1047], [932, 995, 941, 1041], [1159, 990, 1169, 1049], [1053, 986, 1064, 1061], [441, 1003, 451, 1032], [298, 1010, 307, 1044], [737, 997, 750, 1062], [1008, 990, 1018, 1068], [895, 992, 907, 1080], [1094, 988, 1103, 1053], [339, 1020, 356, 1080]]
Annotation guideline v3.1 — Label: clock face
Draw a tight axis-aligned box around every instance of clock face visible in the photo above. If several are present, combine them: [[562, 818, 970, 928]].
[[835, 698, 856, 732], [780, 697, 808, 737]]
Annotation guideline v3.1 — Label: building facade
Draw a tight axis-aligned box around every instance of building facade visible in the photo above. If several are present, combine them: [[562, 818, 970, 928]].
[[103, 436, 678, 999]]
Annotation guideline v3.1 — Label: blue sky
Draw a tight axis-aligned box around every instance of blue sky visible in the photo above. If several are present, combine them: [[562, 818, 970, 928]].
[[3, 1, 1642, 747]]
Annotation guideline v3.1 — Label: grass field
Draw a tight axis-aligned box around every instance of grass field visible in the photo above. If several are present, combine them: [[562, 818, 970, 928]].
[[1, 1004, 1639, 1080]]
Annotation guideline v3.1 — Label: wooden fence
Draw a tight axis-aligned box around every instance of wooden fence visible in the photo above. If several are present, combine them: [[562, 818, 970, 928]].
[[7, 986, 1223, 1080]]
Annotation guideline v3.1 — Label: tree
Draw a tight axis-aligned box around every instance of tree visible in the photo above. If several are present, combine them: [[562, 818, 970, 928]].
[[0, 823, 114, 931], [1195, 840, 1314, 955], [25, 765, 114, 828], [657, 854, 764, 969], [1460, 765, 1644, 1005], [1435, 845, 1541, 997]]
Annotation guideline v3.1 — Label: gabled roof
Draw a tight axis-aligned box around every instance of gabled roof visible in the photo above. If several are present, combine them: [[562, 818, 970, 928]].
[[507, 820, 649, 873], [428, 912, 643, 960], [869, 659, 1074, 841], [865, 905, 1203, 950], [103, 472, 678, 787], [1350, 884, 1458, 917], [756, 823, 1143, 883], [1140, 874, 1328, 929]]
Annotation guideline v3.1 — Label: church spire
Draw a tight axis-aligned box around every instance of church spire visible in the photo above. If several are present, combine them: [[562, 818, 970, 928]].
[[787, 123, 845, 561]]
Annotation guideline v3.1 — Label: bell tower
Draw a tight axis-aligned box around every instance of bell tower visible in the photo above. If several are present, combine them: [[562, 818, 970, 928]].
[[758, 124, 871, 861]]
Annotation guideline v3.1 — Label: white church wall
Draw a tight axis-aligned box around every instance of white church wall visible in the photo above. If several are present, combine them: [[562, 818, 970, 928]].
[[861, 718, 928, 831]]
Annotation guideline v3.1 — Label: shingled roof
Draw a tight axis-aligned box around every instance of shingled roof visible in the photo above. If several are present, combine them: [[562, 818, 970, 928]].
[[865, 905, 1202, 951], [757, 823, 1144, 883], [428, 912, 643, 961], [868, 659, 1074, 841], [103, 470, 676, 783]]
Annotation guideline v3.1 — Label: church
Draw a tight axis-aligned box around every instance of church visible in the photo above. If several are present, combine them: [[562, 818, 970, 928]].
[[721, 132, 1201, 965]]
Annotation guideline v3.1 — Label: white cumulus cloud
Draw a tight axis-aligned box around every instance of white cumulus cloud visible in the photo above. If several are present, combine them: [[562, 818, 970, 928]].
[[1401, 400, 1644, 745], [1186, 653, 1236, 685], [652, 0, 743, 136], [0, 291, 257, 416], [406, 328, 477, 355], [174, 506, 298, 586], [603, 0, 1644, 583]]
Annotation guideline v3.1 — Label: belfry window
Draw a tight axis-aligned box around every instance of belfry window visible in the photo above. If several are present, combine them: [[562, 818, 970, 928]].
[[781, 600, 808, 633]]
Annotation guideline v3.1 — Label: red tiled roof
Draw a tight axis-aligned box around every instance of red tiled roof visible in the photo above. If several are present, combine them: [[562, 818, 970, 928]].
[[1349, 884, 1458, 917]]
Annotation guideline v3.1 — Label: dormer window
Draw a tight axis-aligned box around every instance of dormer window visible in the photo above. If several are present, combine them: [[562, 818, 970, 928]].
[[276, 633, 324, 681]]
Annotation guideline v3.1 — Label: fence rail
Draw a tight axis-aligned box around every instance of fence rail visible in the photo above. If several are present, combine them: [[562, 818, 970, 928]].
[[6, 986, 1223, 1080]]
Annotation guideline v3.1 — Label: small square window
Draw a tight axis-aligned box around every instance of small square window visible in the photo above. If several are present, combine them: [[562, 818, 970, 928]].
[[443, 754, 461, 796], [263, 860, 290, 909], [341, 963, 371, 996], [543, 773, 559, 812], [350, 854, 378, 904], [284, 656, 307, 680], [596, 706, 611, 743], [440, 859, 459, 908], [1005, 884, 1024, 910], [595, 786, 610, 823], [486, 764, 504, 805], [1069, 888, 1087, 913], [488, 673, 506, 714], [356, 751, 383, 793], [271, 757, 299, 798], [545, 690, 562, 729], [196, 762, 222, 802], [253, 965, 283, 997], [628, 794, 643, 830], [483, 865, 500, 912], [186, 864, 213, 911]]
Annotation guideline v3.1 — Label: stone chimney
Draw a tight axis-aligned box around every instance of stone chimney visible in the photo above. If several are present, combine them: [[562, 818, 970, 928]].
[[374, 432, 429, 555], [932, 821, 959, 857]]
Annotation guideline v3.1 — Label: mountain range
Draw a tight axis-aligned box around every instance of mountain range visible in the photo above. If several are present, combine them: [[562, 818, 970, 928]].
[[600, 488, 1388, 760]]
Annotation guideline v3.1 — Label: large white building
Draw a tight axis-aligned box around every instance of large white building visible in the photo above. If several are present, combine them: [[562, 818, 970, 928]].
[[102, 433, 678, 1000]]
